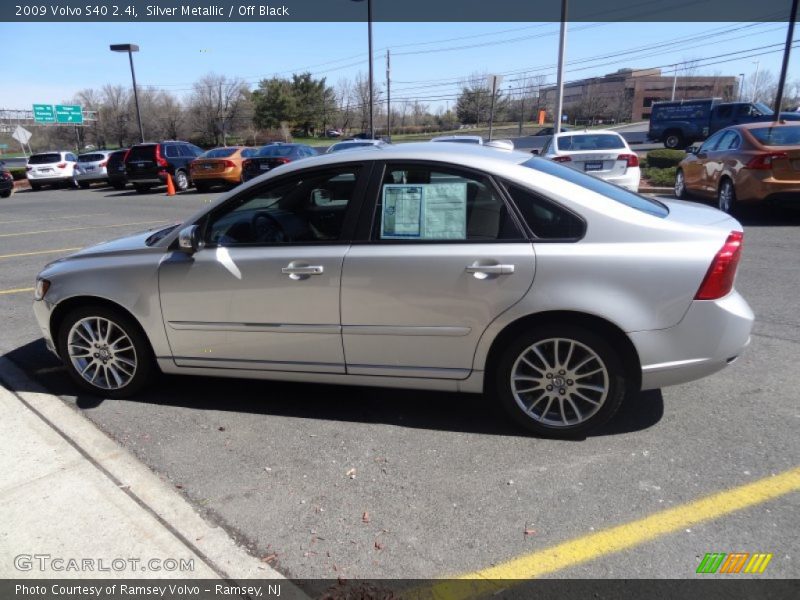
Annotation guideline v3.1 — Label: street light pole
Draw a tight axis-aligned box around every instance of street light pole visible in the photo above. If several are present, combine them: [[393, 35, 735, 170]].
[[738, 73, 745, 102], [773, 0, 798, 116], [110, 43, 144, 143], [351, 0, 374, 138], [671, 64, 679, 101], [751, 59, 760, 103], [554, 0, 568, 134]]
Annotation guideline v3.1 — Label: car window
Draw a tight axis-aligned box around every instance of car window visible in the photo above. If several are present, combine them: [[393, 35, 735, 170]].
[[28, 153, 62, 164], [205, 167, 361, 246], [522, 157, 669, 218], [713, 131, 738, 151], [164, 145, 180, 158], [373, 164, 523, 241], [749, 125, 800, 146], [78, 153, 105, 162], [201, 147, 237, 159], [504, 184, 585, 240], [66, 153, 77, 162], [715, 106, 733, 119], [699, 131, 725, 153]]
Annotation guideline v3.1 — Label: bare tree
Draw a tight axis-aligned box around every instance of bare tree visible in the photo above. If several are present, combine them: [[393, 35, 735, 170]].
[[99, 85, 132, 147], [189, 73, 248, 146], [351, 72, 383, 134]]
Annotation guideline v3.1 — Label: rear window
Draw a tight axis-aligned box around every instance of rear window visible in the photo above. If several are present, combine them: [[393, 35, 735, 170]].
[[78, 153, 105, 162], [556, 134, 625, 151], [128, 145, 156, 160], [256, 145, 295, 157], [749, 126, 800, 146], [201, 147, 238, 158], [522, 157, 669, 218], [330, 142, 374, 152], [28, 153, 62, 164]]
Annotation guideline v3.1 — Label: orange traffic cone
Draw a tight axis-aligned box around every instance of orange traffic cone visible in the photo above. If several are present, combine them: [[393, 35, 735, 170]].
[[166, 172, 176, 196]]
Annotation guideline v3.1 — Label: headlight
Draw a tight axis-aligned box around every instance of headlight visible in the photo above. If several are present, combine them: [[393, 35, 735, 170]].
[[34, 278, 50, 301]]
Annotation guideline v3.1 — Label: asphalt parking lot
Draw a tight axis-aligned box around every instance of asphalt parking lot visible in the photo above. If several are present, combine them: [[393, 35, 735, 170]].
[[0, 183, 798, 583]]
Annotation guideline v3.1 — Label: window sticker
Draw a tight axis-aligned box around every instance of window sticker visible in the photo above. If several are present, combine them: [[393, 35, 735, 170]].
[[380, 182, 467, 240]]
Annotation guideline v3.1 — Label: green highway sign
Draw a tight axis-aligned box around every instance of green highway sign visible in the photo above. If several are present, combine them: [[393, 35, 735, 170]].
[[33, 104, 55, 123], [55, 105, 83, 124]]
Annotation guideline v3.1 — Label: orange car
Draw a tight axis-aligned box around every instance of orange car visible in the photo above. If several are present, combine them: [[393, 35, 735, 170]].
[[189, 146, 256, 192], [674, 122, 800, 214]]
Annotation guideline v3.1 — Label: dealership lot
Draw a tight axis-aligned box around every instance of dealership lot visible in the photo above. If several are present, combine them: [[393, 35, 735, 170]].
[[0, 185, 798, 581]]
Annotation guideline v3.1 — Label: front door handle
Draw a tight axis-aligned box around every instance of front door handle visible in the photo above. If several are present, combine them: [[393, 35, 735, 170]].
[[281, 264, 324, 280], [466, 264, 515, 279]]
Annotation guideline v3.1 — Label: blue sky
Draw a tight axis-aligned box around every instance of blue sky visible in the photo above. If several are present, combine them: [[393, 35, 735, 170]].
[[0, 21, 795, 110]]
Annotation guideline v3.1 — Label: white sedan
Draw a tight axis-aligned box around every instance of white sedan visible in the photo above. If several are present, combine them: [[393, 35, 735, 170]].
[[539, 131, 641, 192]]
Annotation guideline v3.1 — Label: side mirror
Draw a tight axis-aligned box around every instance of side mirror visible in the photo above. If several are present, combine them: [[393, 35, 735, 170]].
[[685, 145, 698, 155], [178, 225, 204, 254]]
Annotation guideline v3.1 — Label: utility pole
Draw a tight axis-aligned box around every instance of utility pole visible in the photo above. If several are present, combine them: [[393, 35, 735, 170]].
[[751, 59, 760, 103], [518, 86, 525, 137], [773, 0, 798, 116], [671, 64, 679, 101], [554, 0, 568, 133], [487, 75, 502, 141], [386, 49, 391, 141], [738, 73, 745, 102]]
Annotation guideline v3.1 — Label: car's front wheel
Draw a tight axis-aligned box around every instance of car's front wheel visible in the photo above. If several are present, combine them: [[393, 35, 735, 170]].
[[495, 325, 626, 438], [57, 306, 155, 398], [174, 169, 189, 192], [718, 178, 737, 214]]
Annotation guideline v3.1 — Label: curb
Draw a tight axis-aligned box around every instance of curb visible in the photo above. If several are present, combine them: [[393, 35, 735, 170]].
[[639, 186, 674, 194], [0, 356, 304, 591]]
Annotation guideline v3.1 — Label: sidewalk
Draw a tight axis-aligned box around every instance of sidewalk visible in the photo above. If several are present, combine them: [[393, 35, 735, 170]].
[[0, 356, 289, 583]]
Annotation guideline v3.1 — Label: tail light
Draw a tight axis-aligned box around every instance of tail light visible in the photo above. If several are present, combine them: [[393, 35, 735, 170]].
[[154, 145, 168, 168], [222, 160, 236, 169], [274, 158, 290, 165], [745, 152, 788, 170], [57, 163, 67, 168], [617, 153, 639, 167], [99, 160, 107, 167], [694, 231, 744, 300], [553, 156, 572, 163]]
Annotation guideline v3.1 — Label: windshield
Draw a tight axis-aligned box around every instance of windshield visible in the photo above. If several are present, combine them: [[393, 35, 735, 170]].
[[749, 125, 800, 146], [78, 153, 105, 162], [522, 157, 668, 218], [201, 147, 238, 158], [256, 146, 295, 157], [753, 102, 774, 116], [556, 134, 625, 151]]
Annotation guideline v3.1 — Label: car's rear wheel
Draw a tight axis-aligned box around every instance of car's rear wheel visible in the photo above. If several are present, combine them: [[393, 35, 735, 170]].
[[717, 179, 738, 214], [674, 169, 689, 199], [174, 170, 189, 192], [664, 132, 684, 150], [0, 190, 11, 198], [133, 183, 151, 194], [495, 325, 626, 438], [57, 306, 155, 398], [79, 181, 90, 189], [29, 182, 41, 191]]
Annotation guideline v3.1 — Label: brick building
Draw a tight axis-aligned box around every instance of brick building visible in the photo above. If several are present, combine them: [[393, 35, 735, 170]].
[[541, 68, 738, 122]]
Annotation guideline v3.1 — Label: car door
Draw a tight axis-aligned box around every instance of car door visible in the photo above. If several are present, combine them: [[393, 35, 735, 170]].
[[158, 163, 370, 373], [340, 161, 535, 379], [684, 130, 724, 196], [702, 130, 737, 193]]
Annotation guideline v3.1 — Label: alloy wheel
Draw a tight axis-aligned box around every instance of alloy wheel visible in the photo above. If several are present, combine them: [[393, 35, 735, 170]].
[[510, 337, 609, 428], [718, 181, 734, 214], [67, 317, 137, 390]]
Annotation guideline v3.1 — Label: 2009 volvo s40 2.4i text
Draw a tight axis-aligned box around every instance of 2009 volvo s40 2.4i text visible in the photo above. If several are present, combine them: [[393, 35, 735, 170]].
[[33, 143, 753, 437]]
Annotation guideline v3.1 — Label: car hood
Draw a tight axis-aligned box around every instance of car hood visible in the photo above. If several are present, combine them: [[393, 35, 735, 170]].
[[57, 225, 179, 262]]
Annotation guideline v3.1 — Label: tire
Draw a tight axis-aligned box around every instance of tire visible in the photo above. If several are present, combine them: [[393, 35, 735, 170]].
[[29, 182, 41, 191], [56, 305, 156, 399], [663, 132, 684, 150], [194, 182, 210, 193], [0, 189, 11, 198], [174, 169, 189, 192], [674, 168, 689, 199], [494, 325, 627, 438], [717, 178, 737, 214], [133, 183, 152, 194], [79, 181, 90, 189]]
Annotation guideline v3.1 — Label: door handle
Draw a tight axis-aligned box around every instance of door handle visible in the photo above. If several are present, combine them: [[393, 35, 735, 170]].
[[466, 264, 515, 277], [282, 265, 324, 276]]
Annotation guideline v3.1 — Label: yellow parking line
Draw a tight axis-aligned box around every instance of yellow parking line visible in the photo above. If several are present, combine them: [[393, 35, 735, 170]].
[[0, 212, 111, 225], [0, 287, 34, 296], [0, 247, 81, 260], [0, 220, 166, 238], [421, 467, 800, 599]]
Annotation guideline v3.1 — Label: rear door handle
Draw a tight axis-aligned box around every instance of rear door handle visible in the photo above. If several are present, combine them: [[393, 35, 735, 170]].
[[466, 264, 515, 276]]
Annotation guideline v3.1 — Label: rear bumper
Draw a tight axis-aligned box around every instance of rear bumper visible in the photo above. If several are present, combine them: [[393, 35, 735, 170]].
[[735, 172, 800, 203], [26, 173, 72, 183], [75, 169, 108, 182], [631, 291, 754, 390]]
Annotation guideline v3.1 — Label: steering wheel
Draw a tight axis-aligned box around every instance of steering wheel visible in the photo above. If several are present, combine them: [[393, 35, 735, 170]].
[[252, 213, 286, 243]]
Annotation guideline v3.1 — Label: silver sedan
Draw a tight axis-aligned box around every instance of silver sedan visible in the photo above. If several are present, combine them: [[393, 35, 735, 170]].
[[32, 143, 753, 437]]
